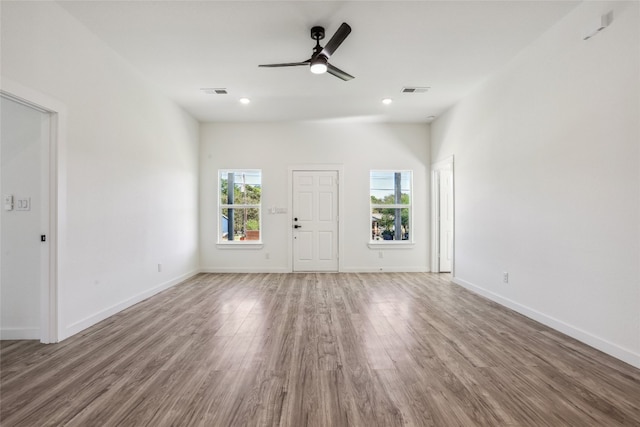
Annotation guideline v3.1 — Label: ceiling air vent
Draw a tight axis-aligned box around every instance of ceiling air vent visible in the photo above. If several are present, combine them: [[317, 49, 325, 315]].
[[201, 88, 228, 95], [401, 87, 430, 93]]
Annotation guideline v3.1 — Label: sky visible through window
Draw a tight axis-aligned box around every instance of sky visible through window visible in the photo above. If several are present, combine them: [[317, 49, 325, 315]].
[[370, 171, 411, 201], [220, 170, 262, 187]]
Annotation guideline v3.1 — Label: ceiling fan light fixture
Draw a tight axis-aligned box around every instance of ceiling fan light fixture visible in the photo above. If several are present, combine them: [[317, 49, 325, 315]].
[[259, 23, 354, 81], [310, 55, 328, 74]]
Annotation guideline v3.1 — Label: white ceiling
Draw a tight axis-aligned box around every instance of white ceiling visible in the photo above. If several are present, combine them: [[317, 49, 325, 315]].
[[57, 1, 580, 123]]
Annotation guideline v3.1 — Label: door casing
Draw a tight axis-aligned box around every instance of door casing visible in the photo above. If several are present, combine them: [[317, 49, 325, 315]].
[[288, 165, 343, 272], [1, 78, 65, 343], [431, 156, 455, 275]]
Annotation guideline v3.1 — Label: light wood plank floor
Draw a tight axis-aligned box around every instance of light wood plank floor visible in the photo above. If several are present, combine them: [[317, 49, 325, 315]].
[[2, 273, 640, 426]]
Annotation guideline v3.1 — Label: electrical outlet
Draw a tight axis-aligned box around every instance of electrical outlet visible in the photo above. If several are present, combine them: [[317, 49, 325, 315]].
[[265, 252, 270, 260], [503, 272, 509, 283], [158, 264, 162, 272], [378, 251, 383, 259]]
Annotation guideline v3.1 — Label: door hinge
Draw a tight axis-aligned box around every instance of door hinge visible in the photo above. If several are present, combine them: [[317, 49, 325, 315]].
[[41, 234, 46, 242]]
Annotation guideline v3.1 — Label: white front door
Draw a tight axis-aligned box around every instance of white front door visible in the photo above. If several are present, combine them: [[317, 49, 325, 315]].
[[292, 170, 338, 272]]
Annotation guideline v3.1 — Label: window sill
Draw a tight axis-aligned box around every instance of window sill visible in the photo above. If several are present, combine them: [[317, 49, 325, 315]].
[[216, 242, 264, 250], [368, 241, 415, 249]]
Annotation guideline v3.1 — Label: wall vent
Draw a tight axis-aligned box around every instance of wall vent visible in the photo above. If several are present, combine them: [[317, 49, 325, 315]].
[[401, 87, 430, 93], [201, 88, 228, 95]]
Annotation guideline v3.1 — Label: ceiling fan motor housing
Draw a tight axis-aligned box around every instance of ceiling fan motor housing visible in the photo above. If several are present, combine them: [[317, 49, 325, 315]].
[[311, 26, 325, 41]]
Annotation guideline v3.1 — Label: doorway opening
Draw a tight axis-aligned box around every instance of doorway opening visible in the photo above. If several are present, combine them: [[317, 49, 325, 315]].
[[431, 156, 454, 274]]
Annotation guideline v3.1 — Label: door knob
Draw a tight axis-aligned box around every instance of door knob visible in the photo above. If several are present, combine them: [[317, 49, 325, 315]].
[[294, 224, 302, 229]]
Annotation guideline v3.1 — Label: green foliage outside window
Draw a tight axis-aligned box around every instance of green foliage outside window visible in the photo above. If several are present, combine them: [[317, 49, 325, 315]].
[[371, 194, 410, 233], [370, 171, 412, 241], [220, 170, 261, 241]]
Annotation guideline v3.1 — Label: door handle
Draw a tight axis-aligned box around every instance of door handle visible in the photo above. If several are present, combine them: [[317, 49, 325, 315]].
[[294, 224, 302, 229]]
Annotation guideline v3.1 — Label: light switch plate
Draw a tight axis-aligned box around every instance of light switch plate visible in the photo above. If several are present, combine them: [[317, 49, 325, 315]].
[[4, 195, 13, 211]]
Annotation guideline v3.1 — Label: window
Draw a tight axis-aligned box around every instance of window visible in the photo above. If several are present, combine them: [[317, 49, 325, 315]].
[[219, 170, 262, 242], [370, 170, 412, 242]]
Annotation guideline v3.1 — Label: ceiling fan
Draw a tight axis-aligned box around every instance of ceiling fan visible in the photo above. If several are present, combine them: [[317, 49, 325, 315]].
[[259, 23, 354, 81]]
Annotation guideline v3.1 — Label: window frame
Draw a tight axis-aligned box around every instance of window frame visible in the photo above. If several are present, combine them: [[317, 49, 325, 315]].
[[218, 169, 263, 245], [369, 170, 414, 245]]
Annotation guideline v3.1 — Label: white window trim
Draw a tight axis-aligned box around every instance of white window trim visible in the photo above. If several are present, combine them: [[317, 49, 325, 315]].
[[218, 169, 262, 245], [367, 242, 415, 249], [369, 170, 414, 245], [216, 242, 264, 249]]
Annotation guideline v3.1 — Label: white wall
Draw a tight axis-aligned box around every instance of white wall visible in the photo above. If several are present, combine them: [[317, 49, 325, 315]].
[[200, 122, 430, 272], [0, 97, 47, 339], [431, 1, 639, 367], [1, 1, 200, 340]]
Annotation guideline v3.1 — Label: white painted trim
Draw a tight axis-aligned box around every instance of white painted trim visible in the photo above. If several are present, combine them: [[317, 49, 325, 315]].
[[453, 276, 640, 369], [62, 270, 199, 340], [431, 170, 440, 272], [341, 266, 429, 273], [40, 109, 52, 342], [216, 243, 264, 250], [200, 267, 429, 273], [288, 164, 344, 273], [216, 169, 262, 245], [369, 169, 415, 245], [0, 77, 67, 344], [431, 156, 454, 275], [367, 242, 415, 249], [0, 328, 40, 340], [200, 267, 289, 273], [431, 156, 455, 171]]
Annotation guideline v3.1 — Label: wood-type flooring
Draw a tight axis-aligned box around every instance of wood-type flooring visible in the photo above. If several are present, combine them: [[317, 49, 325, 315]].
[[1, 273, 640, 426]]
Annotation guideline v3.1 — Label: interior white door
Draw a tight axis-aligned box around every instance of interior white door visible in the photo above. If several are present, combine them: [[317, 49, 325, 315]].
[[292, 170, 338, 272], [438, 167, 454, 272], [0, 96, 48, 340]]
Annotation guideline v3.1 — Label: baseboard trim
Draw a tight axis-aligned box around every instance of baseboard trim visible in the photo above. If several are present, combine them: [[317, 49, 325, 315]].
[[453, 277, 640, 369], [1, 327, 40, 340], [63, 270, 199, 340], [199, 267, 430, 273], [341, 267, 429, 273], [199, 267, 290, 273]]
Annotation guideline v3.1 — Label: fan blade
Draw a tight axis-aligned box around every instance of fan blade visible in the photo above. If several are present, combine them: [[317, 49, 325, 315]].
[[321, 23, 351, 58], [327, 63, 354, 81], [259, 60, 310, 68]]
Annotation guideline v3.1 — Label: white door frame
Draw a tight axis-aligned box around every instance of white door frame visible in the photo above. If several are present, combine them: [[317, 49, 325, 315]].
[[1, 78, 65, 343], [288, 165, 344, 273], [431, 156, 454, 275]]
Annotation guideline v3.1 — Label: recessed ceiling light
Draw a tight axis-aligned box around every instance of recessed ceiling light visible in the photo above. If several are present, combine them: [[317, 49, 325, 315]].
[[382, 98, 393, 105], [239, 98, 251, 105]]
